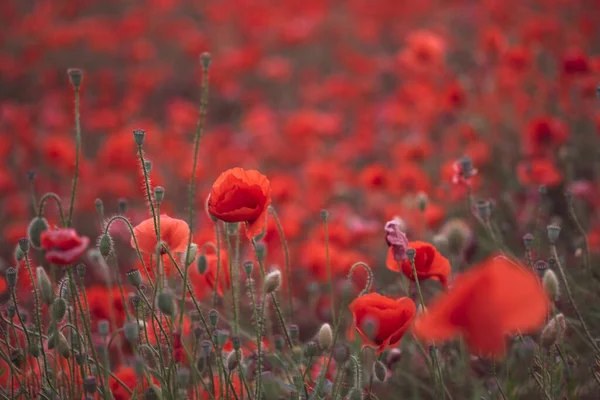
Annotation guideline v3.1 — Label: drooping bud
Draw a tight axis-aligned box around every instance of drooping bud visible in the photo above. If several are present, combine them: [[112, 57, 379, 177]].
[[196, 254, 208, 274], [333, 343, 350, 363], [124, 321, 140, 344], [372, 360, 387, 382], [67, 68, 83, 89], [547, 225, 561, 244], [98, 234, 113, 258], [541, 314, 566, 348], [263, 270, 282, 294], [6, 267, 17, 289], [543, 269, 560, 301], [208, 309, 219, 328], [52, 297, 67, 322], [57, 333, 71, 358], [133, 129, 146, 146], [317, 323, 333, 350], [27, 217, 49, 249], [226, 350, 242, 371], [157, 291, 176, 317], [127, 269, 142, 288], [154, 186, 165, 203]]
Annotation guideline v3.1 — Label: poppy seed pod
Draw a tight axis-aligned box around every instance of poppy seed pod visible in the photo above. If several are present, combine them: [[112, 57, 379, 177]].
[[98, 320, 110, 336], [406, 248, 416, 261], [200, 340, 212, 358], [216, 330, 229, 347], [67, 68, 83, 88], [304, 341, 320, 357], [546, 225, 561, 244], [18, 238, 29, 253], [200, 52, 212, 70], [28, 217, 49, 249], [196, 254, 208, 274], [226, 350, 242, 371], [231, 335, 241, 350], [6, 267, 17, 288], [458, 156, 474, 177], [76, 263, 86, 278], [94, 199, 103, 216], [154, 186, 165, 203], [318, 323, 333, 350], [58, 333, 71, 358], [124, 321, 140, 344], [98, 234, 113, 258], [14, 246, 24, 263], [255, 242, 267, 261], [118, 198, 128, 214], [208, 309, 219, 328], [52, 297, 67, 322], [541, 313, 566, 348], [373, 360, 387, 382], [263, 270, 282, 294], [83, 376, 97, 394], [543, 269, 560, 301], [127, 269, 142, 288], [133, 129, 146, 146], [157, 291, 176, 317]]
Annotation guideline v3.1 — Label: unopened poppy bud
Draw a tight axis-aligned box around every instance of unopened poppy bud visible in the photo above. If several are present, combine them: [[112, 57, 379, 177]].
[[200, 52, 212, 70], [547, 225, 561, 244], [333, 343, 350, 363], [208, 309, 219, 328], [541, 313, 566, 348], [144, 385, 162, 400], [14, 246, 24, 262], [133, 129, 146, 146], [98, 234, 113, 258], [133, 357, 145, 376], [118, 198, 128, 214], [231, 335, 241, 350], [288, 324, 299, 342], [263, 270, 281, 294], [83, 376, 97, 394], [28, 339, 40, 358], [318, 323, 333, 350], [373, 360, 387, 382], [177, 367, 191, 388], [98, 320, 110, 336], [243, 260, 254, 276], [76, 352, 87, 366], [523, 233, 534, 250], [6, 267, 17, 288], [18, 238, 29, 253], [200, 340, 212, 357], [196, 254, 208, 274], [347, 388, 363, 400], [76, 263, 86, 278], [543, 269, 560, 301], [144, 160, 152, 173], [57, 333, 71, 358], [67, 68, 83, 89], [27, 217, 48, 249], [154, 186, 165, 202], [458, 156, 474, 177], [94, 199, 103, 216], [226, 350, 242, 371], [305, 341, 320, 357], [255, 242, 267, 261], [406, 248, 416, 261], [417, 192, 428, 212], [216, 330, 229, 347], [157, 291, 176, 317], [184, 243, 198, 266], [124, 321, 139, 344], [52, 297, 67, 321], [194, 326, 204, 339]]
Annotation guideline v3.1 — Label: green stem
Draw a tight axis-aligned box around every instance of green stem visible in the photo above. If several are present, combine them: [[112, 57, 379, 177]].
[[37, 193, 66, 227], [269, 206, 293, 320], [67, 87, 81, 228], [323, 214, 335, 323]]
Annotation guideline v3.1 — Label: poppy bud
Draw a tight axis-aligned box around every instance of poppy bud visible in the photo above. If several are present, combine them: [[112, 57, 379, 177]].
[[406, 248, 416, 261], [274, 335, 285, 352], [157, 291, 176, 317], [18, 238, 29, 253], [372, 360, 387, 382], [523, 233, 534, 250], [475, 200, 491, 220], [546, 225, 561, 244], [124, 321, 139, 344], [27, 217, 48, 249], [6, 267, 17, 289], [417, 192, 428, 212], [320, 209, 330, 222], [333, 343, 350, 363], [67, 68, 83, 89], [200, 340, 212, 357], [144, 160, 152, 173], [534, 260, 548, 274], [177, 367, 191, 388], [58, 333, 71, 358], [231, 335, 241, 350], [318, 323, 333, 350], [254, 242, 267, 261], [243, 260, 254, 276], [288, 324, 299, 342], [215, 330, 229, 347], [543, 269, 560, 301], [226, 350, 242, 371], [98, 234, 113, 258], [118, 198, 128, 214], [52, 297, 67, 322], [83, 376, 97, 394], [196, 254, 208, 274], [133, 129, 146, 146], [263, 270, 282, 294], [200, 52, 212, 70], [76, 352, 87, 366], [98, 320, 110, 336], [304, 341, 320, 357], [154, 186, 165, 203], [184, 243, 198, 266], [28, 339, 40, 358], [14, 246, 24, 263], [77, 263, 86, 278], [208, 309, 219, 328], [94, 199, 104, 216], [127, 269, 142, 288], [541, 313, 566, 348]]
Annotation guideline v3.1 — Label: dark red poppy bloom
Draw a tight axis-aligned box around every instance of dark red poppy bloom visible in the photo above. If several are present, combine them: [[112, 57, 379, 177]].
[[386, 241, 451, 286], [348, 293, 416, 353], [40, 228, 90, 265], [413, 256, 549, 358], [208, 168, 271, 239]]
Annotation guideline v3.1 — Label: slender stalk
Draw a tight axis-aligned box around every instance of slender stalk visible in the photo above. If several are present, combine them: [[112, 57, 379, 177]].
[[269, 206, 292, 320], [322, 212, 335, 323], [213, 221, 222, 308], [137, 145, 159, 241], [226, 227, 240, 335], [67, 86, 81, 227], [37, 193, 66, 226]]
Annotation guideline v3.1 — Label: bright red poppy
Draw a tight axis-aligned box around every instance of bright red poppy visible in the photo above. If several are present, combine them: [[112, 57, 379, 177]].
[[208, 168, 271, 239], [348, 293, 416, 353], [40, 228, 90, 265], [412, 256, 549, 357], [131, 214, 190, 254], [386, 241, 451, 286]]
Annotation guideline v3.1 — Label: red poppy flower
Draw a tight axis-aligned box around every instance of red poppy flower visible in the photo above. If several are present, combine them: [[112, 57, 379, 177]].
[[110, 366, 158, 400], [517, 159, 562, 187], [349, 293, 416, 354], [208, 168, 271, 239], [40, 228, 90, 265], [131, 214, 190, 254], [189, 251, 231, 298], [386, 241, 451, 286], [413, 256, 549, 357]]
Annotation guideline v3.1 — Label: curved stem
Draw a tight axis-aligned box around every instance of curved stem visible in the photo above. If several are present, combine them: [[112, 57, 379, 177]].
[[348, 262, 373, 296], [37, 193, 66, 226]]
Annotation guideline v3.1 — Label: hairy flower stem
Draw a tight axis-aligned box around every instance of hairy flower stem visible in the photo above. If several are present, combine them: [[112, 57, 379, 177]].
[[226, 227, 240, 335], [323, 215, 335, 323], [550, 245, 600, 353], [37, 193, 66, 226], [137, 145, 159, 242], [213, 221, 222, 308], [247, 276, 263, 399], [409, 258, 445, 400], [67, 86, 80, 228], [269, 207, 293, 320]]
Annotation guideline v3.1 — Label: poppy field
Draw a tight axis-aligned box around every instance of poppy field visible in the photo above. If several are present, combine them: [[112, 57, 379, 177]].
[[2, 0, 600, 399]]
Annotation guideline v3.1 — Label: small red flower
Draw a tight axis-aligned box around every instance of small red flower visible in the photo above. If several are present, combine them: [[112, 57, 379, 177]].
[[40, 228, 90, 265], [386, 241, 451, 286], [349, 293, 416, 354]]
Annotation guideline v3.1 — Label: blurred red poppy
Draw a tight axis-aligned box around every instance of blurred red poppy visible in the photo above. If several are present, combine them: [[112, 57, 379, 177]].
[[386, 241, 451, 286], [40, 228, 90, 265], [131, 214, 190, 254]]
